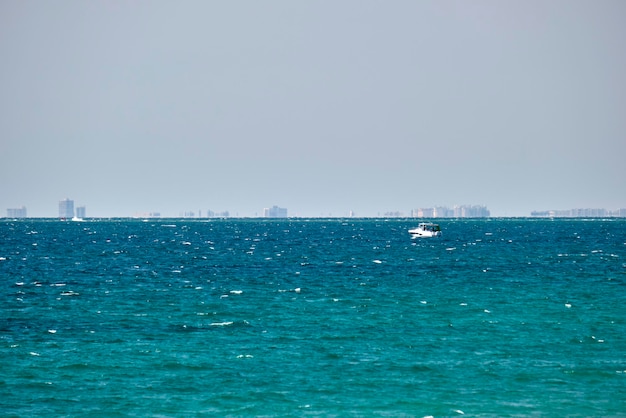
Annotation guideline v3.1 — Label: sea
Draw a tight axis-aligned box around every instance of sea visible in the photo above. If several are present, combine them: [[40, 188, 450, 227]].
[[1, 218, 624, 417]]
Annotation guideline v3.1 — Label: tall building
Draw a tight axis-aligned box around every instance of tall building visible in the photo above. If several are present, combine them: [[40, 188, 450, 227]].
[[59, 198, 74, 218], [264, 205, 288, 218], [76, 206, 86, 218], [7, 206, 27, 218]]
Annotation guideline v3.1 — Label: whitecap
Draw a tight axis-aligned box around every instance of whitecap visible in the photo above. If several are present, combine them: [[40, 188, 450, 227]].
[[278, 287, 300, 294], [60, 291, 79, 296], [48, 329, 57, 334], [446, 247, 456, 251], [29, 352, 40, 356], [565, 303, 572, 308], [210, 321, 234, 327], [230, 290, 243, 295], [372, 259, 382, 264]]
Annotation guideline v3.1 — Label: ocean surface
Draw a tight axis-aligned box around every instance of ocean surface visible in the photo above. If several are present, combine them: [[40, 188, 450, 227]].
[[1, 218, 625, 417]]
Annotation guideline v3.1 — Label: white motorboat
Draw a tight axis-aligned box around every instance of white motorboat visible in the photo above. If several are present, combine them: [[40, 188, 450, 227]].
[[409, 222, 441, 238]]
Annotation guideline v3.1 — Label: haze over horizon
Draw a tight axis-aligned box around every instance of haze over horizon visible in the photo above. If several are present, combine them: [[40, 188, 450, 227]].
[[2, 1, 625, 218]]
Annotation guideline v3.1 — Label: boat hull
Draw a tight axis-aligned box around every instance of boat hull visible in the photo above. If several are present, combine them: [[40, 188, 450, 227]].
[[409, 230, 441, 238]]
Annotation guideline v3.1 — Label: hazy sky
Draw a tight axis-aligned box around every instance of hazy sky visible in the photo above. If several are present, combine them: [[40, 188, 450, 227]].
[[2, 1, 625, 217]]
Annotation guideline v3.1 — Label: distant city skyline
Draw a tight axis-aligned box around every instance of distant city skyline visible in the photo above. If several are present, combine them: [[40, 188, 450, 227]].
[[5, 199, 626, 219], [6, 199, 626, 219]]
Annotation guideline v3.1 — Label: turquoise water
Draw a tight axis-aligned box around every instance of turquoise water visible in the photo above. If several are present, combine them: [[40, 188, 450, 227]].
[[1, 218, 625, 416]]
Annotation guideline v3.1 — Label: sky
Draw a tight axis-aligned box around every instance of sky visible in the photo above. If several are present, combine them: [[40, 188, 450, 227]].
[[1, 0, 625, 217]]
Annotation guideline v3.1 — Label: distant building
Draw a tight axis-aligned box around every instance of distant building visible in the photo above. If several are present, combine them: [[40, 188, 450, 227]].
[[531, 208, 625, 217], [264, 205, 288, 218], [7, 206, 27, 218], [434, 206, 454, 217], [412, 205, 490, 218], [413, 208, 434, 218], [133, 212, 161, 218], [455, 205, 490, 218], [59, 198, 74, 218], [383, 211, 404, 217], [206, 210, 229, 218], [76, 206, 86, 218]]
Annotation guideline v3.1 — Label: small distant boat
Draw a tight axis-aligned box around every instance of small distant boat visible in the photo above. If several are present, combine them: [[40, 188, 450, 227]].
[[409, 222, 441, 238], [71, 216, 84, 222]]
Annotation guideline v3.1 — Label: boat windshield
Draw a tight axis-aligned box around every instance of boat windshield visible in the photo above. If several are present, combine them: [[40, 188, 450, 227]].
[[421, 224, 440, 232]]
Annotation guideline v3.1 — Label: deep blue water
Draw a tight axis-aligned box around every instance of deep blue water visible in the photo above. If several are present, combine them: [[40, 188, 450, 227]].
[[1, 218, 625, 417]]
